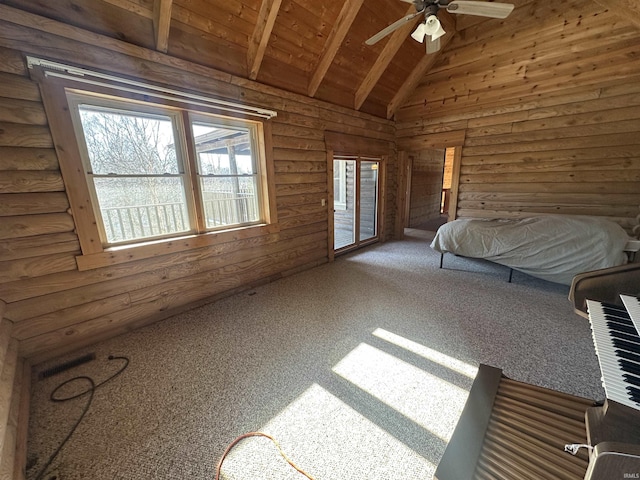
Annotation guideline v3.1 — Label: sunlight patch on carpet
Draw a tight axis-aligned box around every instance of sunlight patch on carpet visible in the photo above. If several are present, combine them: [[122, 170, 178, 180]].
[[372, 328, 478, 378], [220, 384, 434, 479], [333, 343, 468, 442]]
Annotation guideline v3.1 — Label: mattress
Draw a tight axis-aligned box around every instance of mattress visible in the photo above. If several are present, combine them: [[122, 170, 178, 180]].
[[430, 215, 630, 285]]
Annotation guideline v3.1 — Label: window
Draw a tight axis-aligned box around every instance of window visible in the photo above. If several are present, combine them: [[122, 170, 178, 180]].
[[66, 92, 271, 248]]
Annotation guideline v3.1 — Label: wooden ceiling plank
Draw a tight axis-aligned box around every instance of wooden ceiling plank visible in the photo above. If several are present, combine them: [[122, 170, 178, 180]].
[[308, 0, 365, 98], [248, 0, 283, 80], [153, 0, 173, 53], [592, 0, 640, 29], [354, 5, 419, 111], [103, 0, 153, 18], [386, 13, 456, 120]]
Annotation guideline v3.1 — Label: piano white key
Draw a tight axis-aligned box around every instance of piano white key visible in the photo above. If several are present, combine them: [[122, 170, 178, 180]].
[[587, 299, 640, 410]]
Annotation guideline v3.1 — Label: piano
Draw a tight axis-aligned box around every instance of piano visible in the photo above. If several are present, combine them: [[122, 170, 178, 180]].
[[435, 294, 640, 480]]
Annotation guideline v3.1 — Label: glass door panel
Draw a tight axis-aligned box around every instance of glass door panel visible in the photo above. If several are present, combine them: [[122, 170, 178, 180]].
[[334, 159, 356, 250], [359, 161, 379, 242]]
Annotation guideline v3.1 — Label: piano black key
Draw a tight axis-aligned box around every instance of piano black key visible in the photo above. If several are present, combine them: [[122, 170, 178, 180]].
[[607, 320, 638, 335], [602, 305, 631, 318], [609, 329, 640, 344], [626, 385, 640, 396], [623, 374, 640, 388], [604, 313, 634, 325], [613, 338, 640, 355], [620, 359, 640, 377], [617, 349, 640, 365]]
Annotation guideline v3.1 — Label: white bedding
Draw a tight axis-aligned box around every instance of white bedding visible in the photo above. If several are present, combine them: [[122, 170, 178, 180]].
[[430, 216, 630, 285]]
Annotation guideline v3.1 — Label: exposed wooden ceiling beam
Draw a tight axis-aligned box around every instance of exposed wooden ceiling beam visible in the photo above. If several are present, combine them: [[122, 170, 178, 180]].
[[153, 0, 173, 53], [355, 6, 420, 111], [247, 0, 283, 80], [592, 0, 640, 29], [308, 0, 365, 97], [386, 12, 456, 120]]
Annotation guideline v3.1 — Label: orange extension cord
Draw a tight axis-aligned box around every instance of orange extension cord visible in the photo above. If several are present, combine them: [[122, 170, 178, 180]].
[[215, 432, 316, 480]]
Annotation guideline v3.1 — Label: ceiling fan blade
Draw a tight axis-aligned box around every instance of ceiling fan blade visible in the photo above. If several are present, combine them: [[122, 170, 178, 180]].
[[446, 1, 514, 18], [365, 11, 423, 45], [426, 36, 441, 54]]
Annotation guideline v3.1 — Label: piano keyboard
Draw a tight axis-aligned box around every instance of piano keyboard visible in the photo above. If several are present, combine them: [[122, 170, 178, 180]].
[[587, 297, 640, 411]]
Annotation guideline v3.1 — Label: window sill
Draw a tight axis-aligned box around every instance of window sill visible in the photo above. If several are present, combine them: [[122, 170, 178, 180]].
[[75, 223, 280, 271]]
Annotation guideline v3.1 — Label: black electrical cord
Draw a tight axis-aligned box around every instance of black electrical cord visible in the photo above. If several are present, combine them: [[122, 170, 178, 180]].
[[33, 355, 129, 480]]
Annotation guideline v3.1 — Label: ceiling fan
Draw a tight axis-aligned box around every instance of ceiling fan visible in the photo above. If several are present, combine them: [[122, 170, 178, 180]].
[[365, 0, 515, 54]]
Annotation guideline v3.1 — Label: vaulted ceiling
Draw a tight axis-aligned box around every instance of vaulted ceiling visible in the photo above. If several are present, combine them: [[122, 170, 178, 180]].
[[4, 0, 640, 119]]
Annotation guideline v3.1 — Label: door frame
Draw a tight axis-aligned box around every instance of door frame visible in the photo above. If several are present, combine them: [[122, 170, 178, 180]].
[[325, 131, 393, 262], [395, 144, 463, 240]]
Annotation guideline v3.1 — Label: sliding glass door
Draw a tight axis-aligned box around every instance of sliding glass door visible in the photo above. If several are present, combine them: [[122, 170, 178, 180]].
[[333, 156, 380, 252]]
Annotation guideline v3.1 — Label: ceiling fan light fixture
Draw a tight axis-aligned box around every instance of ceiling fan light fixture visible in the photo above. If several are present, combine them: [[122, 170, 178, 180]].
[[424, 15, 446, 40], [411, 22, 427, 43]]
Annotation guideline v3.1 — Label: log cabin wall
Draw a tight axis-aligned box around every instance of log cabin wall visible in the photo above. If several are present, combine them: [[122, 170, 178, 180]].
[[396, 1, 640, 233], [0, 15, 396, 364]]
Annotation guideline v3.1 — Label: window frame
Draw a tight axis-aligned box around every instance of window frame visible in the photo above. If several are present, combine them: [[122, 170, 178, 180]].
[[67, 93, 199, 246], [34, 68, 279, 271]]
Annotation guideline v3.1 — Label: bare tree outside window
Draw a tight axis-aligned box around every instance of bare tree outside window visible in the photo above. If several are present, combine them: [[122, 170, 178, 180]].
[[77, 106, 190, 243]]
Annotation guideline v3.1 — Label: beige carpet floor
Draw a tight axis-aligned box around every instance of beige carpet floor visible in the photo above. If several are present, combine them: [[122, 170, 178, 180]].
[[26, 229, 604, 480]]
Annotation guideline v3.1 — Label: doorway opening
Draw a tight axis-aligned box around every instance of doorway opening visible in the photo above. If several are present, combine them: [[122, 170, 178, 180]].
[[333, 155, 380, 252]]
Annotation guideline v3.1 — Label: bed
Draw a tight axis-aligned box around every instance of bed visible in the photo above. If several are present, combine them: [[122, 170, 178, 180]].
[[430, 215, 631, 285]]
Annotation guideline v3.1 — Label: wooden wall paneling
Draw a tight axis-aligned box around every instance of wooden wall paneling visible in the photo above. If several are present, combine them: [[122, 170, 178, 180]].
[[20, 238, 327, 359], [0, 253, 78, 284], [0, 46, 27, 75], [0, 123, 52, 149], [0, 97, 47, 125], [0, 72, 40, 102], [0, 213, 75, 241], [0, 192, 69, 217], [0, 147, 58, 171], [0, 233, 80, 262], [0, 172, 64, 194], [3, 226, 324, 318], [464, 119, 640, 148], [11, 293, 132, 341]]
